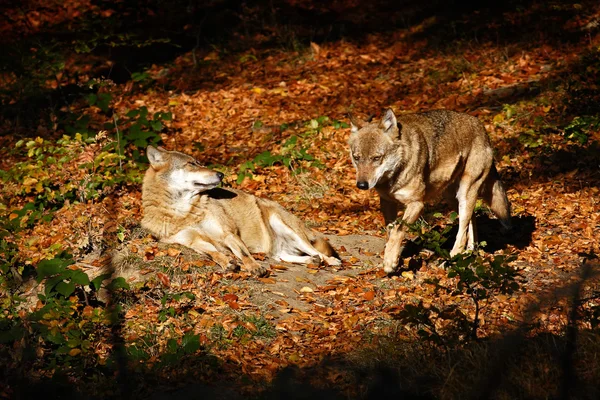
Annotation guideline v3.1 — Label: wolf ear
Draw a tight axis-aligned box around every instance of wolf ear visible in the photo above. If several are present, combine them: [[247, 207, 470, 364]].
[[146, 146, 166, 168], [380, 109, 398, 134], [348, 113, 364, 133]]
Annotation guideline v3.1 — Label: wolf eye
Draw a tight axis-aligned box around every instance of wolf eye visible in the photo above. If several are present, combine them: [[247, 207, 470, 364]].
[[353, 154, 361, 161], [372, 155, 382, 162]]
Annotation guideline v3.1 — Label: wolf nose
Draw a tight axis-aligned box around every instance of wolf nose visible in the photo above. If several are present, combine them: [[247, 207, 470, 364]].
[[356, 181, 369, 190], [217, 172, 224, 180]]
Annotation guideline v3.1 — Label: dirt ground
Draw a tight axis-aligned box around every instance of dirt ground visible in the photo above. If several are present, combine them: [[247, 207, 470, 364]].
[[246, 234, 386, 316]]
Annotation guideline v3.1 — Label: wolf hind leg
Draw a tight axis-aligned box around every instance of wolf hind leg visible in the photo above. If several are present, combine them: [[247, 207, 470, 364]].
[[277, 254, 320, 264], [451, 173, 487, 257], [481, 163, 512, 230], [269, 214, 341, 266], [445, 192, 478, 251], [222, 234, 268, 276], [467, 218, 478, 250]]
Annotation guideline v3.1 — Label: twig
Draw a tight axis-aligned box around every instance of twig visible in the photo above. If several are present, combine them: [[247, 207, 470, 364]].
[[113, 114, 123, 172]]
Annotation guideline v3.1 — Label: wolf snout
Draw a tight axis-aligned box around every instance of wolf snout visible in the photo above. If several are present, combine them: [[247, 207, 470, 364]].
[[356, 181, 369, 190], [216, 172, 224, 181]]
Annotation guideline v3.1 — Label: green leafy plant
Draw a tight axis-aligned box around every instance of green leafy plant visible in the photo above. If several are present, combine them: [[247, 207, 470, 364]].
[[161, 332, 201, 365], [518, 129, 544, 148], [445, 251, 520, 339], [406, 219, 454, 258], [35, 253, 121, 300], [112, 106, 171, 161], [564, 115, 599, 145], [398, 221, 521, 343], [158, 291, 196, 322], [236, 135, 319, 184], [6, 133, 143, 212]]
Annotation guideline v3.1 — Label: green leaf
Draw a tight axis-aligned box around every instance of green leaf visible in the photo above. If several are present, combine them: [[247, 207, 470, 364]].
[[55, 281, 76, 297], [107, 277, 130, 290], [167, 338, 178, 353], [96, 93, 112, 113], [128, 345, 149, 360], [46, 332, 66, 345], [0, 326, 25, 344], [36, 257, 72, 281], [131, 72, 149, 82], [70, 270, 90, 285], [183, 292, 195, 300], [87, 94, 97, 106], [150, 121, 163, 131], [182, 333, 200, 354]]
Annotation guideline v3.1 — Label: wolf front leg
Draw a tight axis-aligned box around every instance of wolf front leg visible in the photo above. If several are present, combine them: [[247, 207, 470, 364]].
[[382, 201, 424, 274], [165, 229, 238, 272]]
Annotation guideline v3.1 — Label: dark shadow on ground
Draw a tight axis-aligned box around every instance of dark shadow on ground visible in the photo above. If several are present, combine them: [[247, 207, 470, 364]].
[[7, 328, 600, 400], [476, 214, 536, 253]]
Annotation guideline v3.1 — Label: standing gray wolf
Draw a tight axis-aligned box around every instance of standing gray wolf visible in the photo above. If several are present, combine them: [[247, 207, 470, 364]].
[[141, 146, 340, 276], [348, 109, 511, 274]]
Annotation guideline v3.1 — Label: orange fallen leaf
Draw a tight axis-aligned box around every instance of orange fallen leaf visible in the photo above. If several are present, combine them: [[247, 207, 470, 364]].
[[157, 272, 171, 287], [223, 293, 238, 302], [167, 248, 181, 257]]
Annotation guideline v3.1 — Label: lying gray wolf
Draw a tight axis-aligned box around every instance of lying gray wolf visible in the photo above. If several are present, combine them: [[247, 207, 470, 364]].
[[141, 146, 340, 276], [348, 109, 511, 274]]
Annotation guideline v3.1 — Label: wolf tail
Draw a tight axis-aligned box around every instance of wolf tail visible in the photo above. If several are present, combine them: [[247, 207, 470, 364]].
[[482, 163, 512, 230], [311, 236, 339, 259]]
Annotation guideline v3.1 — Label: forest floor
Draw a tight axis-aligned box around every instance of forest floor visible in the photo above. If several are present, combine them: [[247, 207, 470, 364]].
[[1, 1, 600, 399]]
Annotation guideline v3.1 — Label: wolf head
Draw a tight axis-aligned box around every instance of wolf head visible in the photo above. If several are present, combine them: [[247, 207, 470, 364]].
[[348, 109, 402, 190], [146, 146, 223, 193]]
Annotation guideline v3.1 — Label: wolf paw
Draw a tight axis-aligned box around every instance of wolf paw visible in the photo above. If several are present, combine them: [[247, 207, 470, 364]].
[[449, 248, 462, 258], [225, 260, 240, 272], [309, 254, 321, 264], [250, 264, 269, 277], [383, 254, 399, 274], [382, 264, 396, 274], [325, 256, 342, 266]]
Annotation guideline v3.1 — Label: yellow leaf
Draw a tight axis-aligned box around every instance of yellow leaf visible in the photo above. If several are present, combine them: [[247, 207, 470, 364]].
[[23, 177, 38, 187], [401, 271, 414, 280], [300, 286, 313, 293], [69, 348, 82, 356], [252, 87, 264, 94]]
